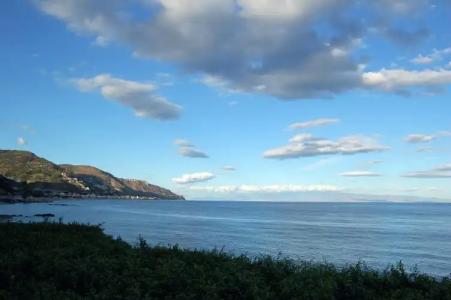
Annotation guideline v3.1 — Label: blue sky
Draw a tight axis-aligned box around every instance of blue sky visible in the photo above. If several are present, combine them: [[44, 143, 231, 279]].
[[1, 0, 450, 201]]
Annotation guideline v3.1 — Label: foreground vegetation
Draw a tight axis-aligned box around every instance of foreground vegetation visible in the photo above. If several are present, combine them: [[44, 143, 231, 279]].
[[0, 222, 450, 299]]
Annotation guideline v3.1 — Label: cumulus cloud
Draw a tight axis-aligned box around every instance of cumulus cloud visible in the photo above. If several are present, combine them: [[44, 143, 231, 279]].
[[404, 131, 451, 143], [188, 184, 339, 193], [411, 47, 451, 65], [172, 172, 215, 184], [340, 171, 382, 177], [17, 137, 27, 146], [288, 118, 340, 130], [35, 0, 448, 100], [72, 74, 181, 120], [36, 0, 364, 99], [263, 134, 387, 159], [362, 68, 451, 93], [174, 139, 208, 158], [402, 164, 451, 178], [411, 55, 434, 65]]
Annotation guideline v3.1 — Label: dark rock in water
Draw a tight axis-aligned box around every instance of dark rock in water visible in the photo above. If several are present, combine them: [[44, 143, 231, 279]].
[[34, 213, 55, 218]]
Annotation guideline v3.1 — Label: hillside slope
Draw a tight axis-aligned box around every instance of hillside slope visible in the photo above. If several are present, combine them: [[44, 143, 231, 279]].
[[0, 150, 64, 184], [0, 150, 184, 200]]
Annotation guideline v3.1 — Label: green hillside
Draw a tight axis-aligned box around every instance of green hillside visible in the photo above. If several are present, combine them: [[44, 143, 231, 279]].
[[0, 150, 184, 200], [0, 150, 64, 184]]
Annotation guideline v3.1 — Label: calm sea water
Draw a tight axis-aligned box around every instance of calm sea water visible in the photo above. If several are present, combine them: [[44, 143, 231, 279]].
[[2, 200, 451, 276]]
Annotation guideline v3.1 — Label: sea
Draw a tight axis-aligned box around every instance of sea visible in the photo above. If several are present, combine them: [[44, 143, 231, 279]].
[[1, 199, 451, 277]]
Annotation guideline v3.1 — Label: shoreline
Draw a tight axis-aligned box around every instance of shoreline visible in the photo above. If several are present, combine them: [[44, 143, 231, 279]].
[[0, 194, 184, 204]]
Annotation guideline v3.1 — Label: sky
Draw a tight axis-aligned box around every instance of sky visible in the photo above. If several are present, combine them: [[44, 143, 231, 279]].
[[1, 0, 450, 201]]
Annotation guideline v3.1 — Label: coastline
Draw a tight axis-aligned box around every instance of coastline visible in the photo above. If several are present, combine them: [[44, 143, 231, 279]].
[[0, 194, 184, 204]]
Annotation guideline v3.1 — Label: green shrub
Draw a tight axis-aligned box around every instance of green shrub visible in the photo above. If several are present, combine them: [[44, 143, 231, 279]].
[[0, 222, 450, 300]]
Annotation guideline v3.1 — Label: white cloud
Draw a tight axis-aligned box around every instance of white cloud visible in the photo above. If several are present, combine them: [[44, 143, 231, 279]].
[[188, 184, 340, 193], [30, 0, 353, 99], [435, 164, 451, 172], [174, 139, 193, 147], [331, 48, 348, 58], [36, 0, 447, 99], [340, 171, 382, 177], [410, 47, 451, 65], [411, 55, 434, 65], [238, 0, 341, 21], [264, 134, 387, 159], [402, 164, 451, 178], [183, 186, 449, 202], [362, 68, 451, 93], [405, 134, 435, 143], [72, 74, 181, 120], [289, 134, 321, 143], [404, 131, 451, 143], [201, 75, 236, 93], [223, 166, 236, 171], [174, 139, 208, 158], [17, 137, 27, 146], [172, 172, 215, 184], [288, 118, 340, 130]]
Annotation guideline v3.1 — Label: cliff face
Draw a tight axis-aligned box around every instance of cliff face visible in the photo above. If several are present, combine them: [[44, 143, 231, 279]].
[[0, 150, 184, 200]]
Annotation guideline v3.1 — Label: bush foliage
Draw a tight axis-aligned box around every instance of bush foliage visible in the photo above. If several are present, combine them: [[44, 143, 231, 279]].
[[0, 222, 450, 299]]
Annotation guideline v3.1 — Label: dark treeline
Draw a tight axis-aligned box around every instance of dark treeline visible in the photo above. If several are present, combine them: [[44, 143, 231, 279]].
[[0, 222, 450, 299]]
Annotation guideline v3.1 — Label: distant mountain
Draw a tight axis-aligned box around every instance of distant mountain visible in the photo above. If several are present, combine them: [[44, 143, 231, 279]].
[[0, 150, 184, 201]]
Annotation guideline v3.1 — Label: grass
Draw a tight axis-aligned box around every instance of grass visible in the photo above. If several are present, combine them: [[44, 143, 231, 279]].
[[0, 222, 450, 300]]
